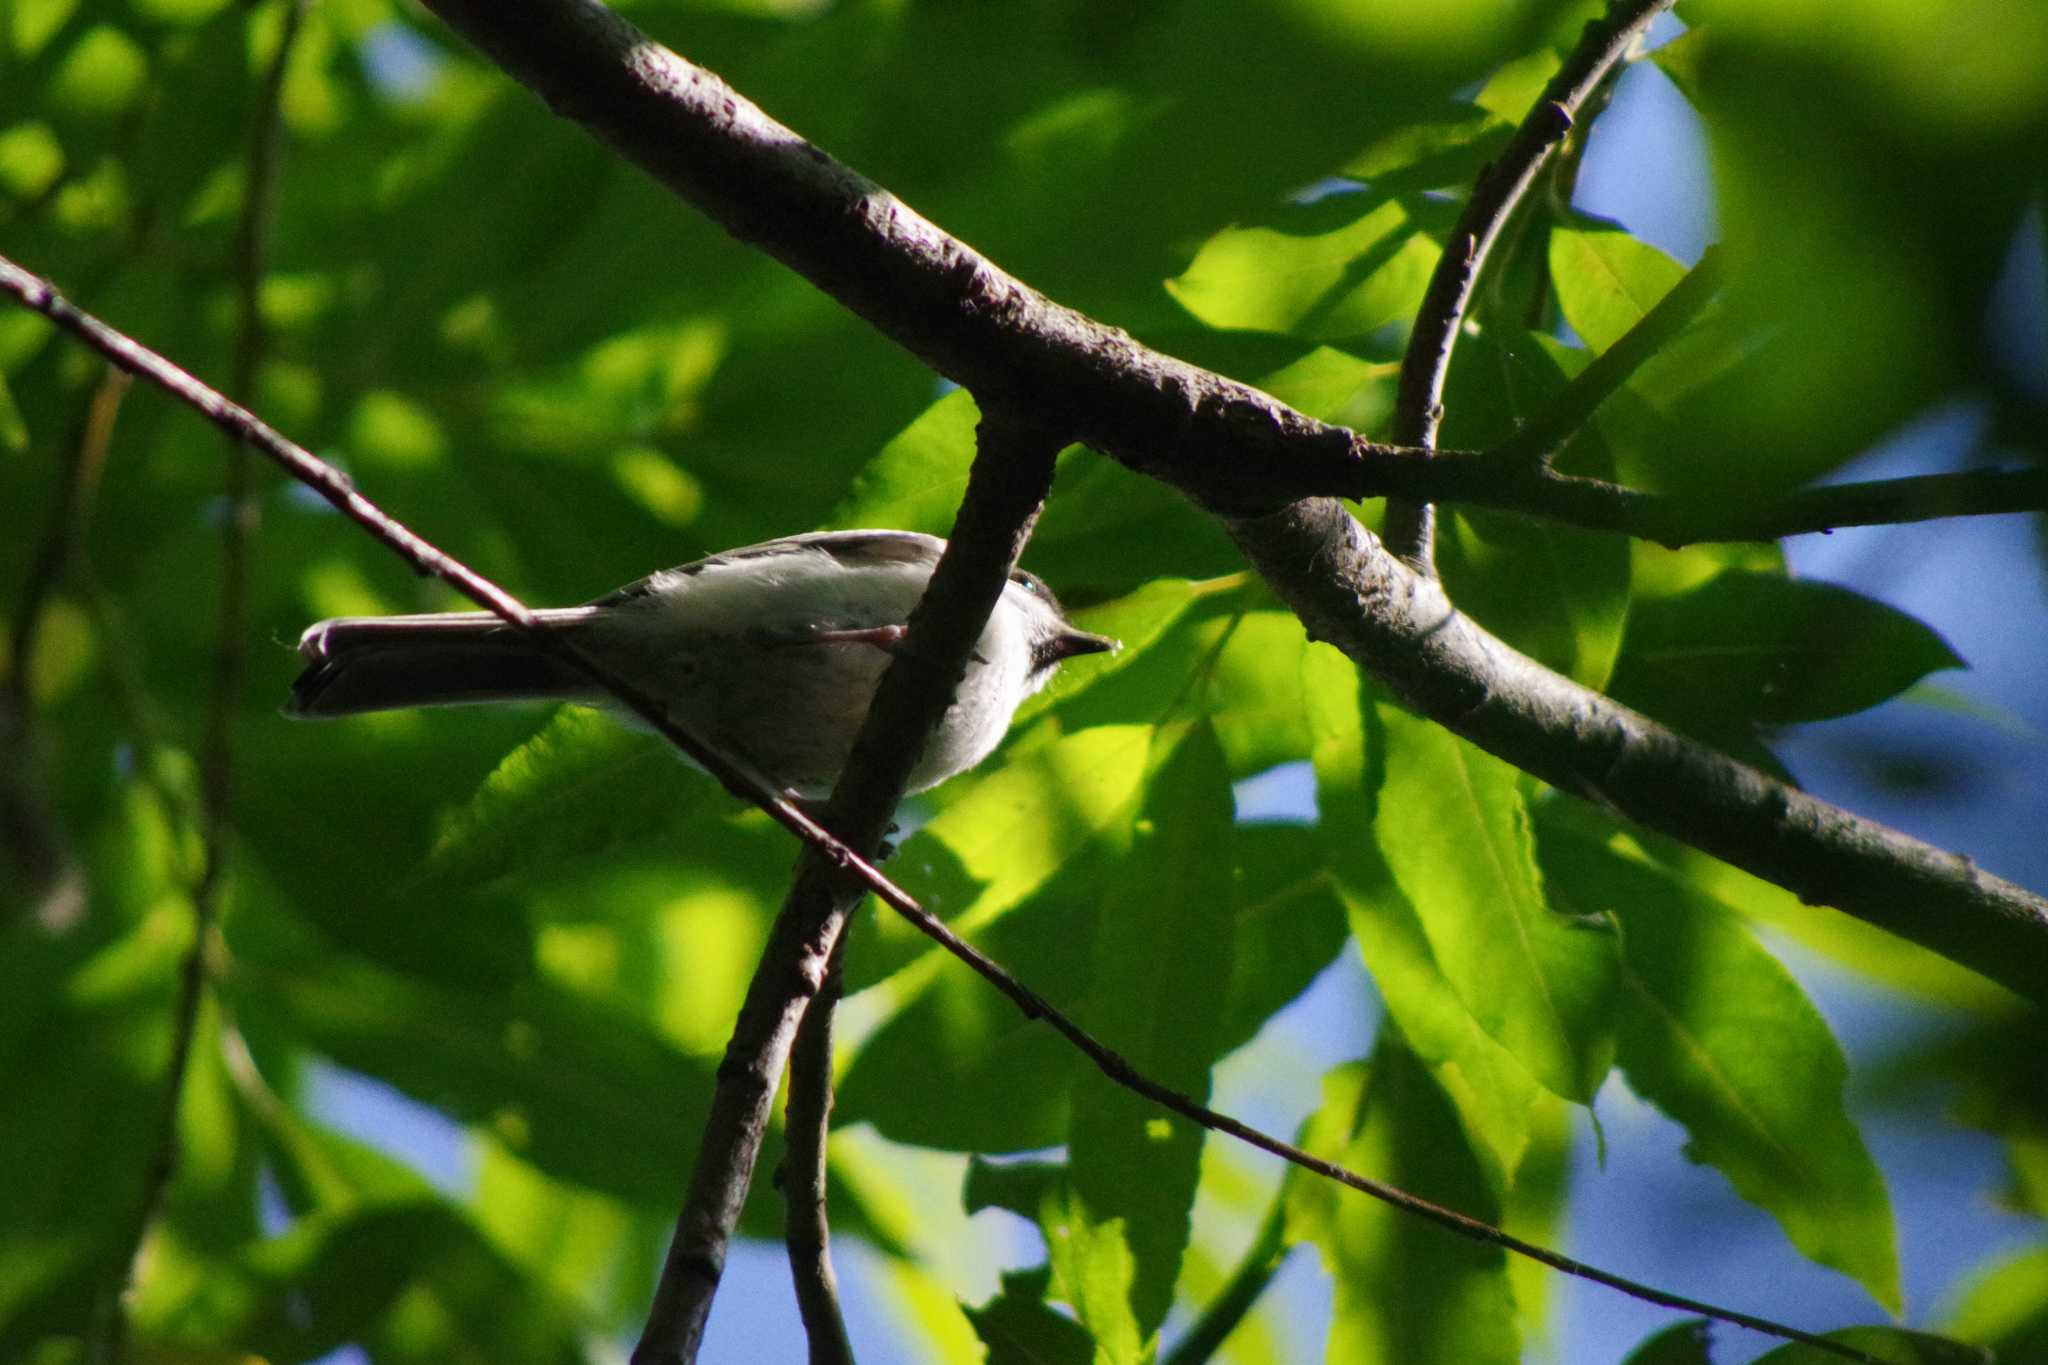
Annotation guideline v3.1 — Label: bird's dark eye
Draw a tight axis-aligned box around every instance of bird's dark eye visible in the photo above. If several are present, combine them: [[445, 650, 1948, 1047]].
[[1012, 571, 1046, 597]]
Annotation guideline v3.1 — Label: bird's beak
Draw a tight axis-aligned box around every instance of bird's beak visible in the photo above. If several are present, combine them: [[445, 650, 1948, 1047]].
[[1050, 628, 1118, 662]]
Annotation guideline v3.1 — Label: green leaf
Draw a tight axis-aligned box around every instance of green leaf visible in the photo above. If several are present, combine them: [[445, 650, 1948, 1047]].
[[1058, 721, 1236, 1350], [845, 724, 1156, 996], [226, 943, 720, 1211], [1165, 191, 1441, 340], [1438, 329, 1631, 692], [1619, 1319, 1715, 1365], [964, 1157, 1065, 1222], [472, 1137, 660, 1330], [0, 369, 26, 452], [1288, 1045, 1518, 1365], [1046, 593, 1321, 780], [420, 706, 714, 889], [1370, 704, 1619, 1102], [1217, 824, 1350, 1057], [1304, 646, 1546, 1189], [1609, 571, 1966, 726], [1752, 1325, 1989, 1365], [1540, 828, 1901, 1312], [825, 385, 982, 534], [1015, 575, 1213, 726], [1549, 224, 1688, 354], [967, 1266, 1098, 1365], [138, 1200, 595, 1365], [1948, 1243, 2048, 1362]]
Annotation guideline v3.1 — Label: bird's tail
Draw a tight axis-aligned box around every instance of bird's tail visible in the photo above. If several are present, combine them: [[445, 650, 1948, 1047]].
[[285, 609, 602, 717]]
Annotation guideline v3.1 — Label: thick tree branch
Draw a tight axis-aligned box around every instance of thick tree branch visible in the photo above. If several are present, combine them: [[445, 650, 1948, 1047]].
[[1383, 0, 1675, 564], [634, 414, 1064, 1363]]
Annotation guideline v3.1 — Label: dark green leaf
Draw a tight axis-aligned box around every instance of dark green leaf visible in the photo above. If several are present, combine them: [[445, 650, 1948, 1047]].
[[1619, 1319, 1715, 1365], [1751, 1325, 1990, 1365], [1287, 1045, 1518, 1365], [967, 1266, 1097, 1365], [1541, 828, 1901, 1311], [1609, 571, 1965, 726]]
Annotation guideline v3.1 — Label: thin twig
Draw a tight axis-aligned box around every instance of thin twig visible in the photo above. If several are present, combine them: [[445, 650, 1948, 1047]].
[[782, 933, 855, 1365], [1502, 246, 1724, 463], [1336, 446, 2048, 547], [633, 414, 1064, 1365], [95, 9, 311, 1358], [2, 366, 127, 919], [1383, 0, 1676, 566]]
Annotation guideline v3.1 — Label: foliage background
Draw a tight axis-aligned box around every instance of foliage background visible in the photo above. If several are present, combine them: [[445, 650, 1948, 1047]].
[[2, 0, 2045, 1362]]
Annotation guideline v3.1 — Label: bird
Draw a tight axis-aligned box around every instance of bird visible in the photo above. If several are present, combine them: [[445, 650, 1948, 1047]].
[[286, 529, 1116, 799]]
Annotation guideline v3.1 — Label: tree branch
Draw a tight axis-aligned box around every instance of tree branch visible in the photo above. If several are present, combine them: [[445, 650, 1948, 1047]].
[[1382, 0, 1675, 565], [781, 932, 854, 1365], [1225, 500, 2048, 1002], [403, 0, 2048, 997], [633, 412, 1065, 1363], [1343, 448, 2048, 548]]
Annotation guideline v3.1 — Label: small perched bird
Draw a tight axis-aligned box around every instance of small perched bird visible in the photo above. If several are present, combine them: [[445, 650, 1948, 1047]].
[[286, 529, 1116, 798]]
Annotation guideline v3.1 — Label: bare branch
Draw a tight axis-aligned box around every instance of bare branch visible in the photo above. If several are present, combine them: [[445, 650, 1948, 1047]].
[[633, 413, 1064, 1363], [1383, 0, 1677, 564], [782, 934, 854, 1365], [1343, 448, 2048, 547]]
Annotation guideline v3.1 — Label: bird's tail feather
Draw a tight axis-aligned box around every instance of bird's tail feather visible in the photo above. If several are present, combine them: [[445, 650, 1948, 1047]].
[[286, 609, 602, 717]]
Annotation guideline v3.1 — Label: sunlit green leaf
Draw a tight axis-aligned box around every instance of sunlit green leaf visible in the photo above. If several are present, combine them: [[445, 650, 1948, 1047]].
[[1549, 224, 1688, 354], [967, 1266, 1096, 1365], [1304, 646, 1545, 1189], [1058, 722, 1235, 1349], [1166, 192, 1441, 341], [1371, 704, 1619, 1102], [1948, 1243, 2048, 1362]]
